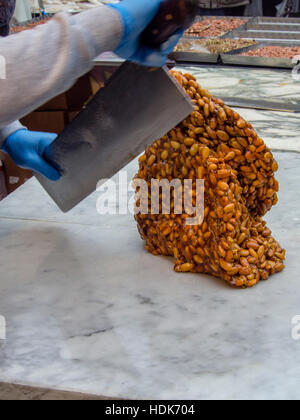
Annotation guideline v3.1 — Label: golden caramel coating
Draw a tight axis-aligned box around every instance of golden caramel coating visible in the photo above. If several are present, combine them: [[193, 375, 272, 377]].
[[134, 71, 285, 288]]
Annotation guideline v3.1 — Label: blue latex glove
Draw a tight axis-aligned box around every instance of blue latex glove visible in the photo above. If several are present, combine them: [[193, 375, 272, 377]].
[[108, 0, 183, 67], [1, 129, 61, 181]]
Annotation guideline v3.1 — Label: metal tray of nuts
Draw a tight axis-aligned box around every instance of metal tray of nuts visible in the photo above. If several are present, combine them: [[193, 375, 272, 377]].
[[171, 37, 259, 63], [169, 50, 220, 63], [185, 16, 251, 39], [221, 41, 300, 69], [169, 37, 220, 63]]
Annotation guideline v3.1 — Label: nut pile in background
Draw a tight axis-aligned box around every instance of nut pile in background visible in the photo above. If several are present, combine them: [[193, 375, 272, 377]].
[[134, 71, 285, 288], [185, 17, 248, 38], [240, 45, 300, 59]]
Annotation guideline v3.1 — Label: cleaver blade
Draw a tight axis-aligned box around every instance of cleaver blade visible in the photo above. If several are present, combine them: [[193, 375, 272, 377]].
[[36, 62, 193, 212]]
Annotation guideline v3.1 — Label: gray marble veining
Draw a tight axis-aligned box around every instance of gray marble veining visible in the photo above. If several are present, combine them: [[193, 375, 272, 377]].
[[236, 108, 300, 152], [175, 65, 300, 104]]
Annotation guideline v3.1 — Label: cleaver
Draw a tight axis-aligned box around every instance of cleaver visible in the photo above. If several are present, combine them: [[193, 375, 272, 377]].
[[36, 61, 194, 212]]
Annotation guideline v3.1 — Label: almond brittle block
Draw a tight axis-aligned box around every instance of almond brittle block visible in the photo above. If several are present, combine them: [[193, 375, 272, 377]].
[[134, 71, 285, 288]]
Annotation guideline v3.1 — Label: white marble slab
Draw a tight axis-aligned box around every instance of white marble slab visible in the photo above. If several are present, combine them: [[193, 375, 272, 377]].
[[0, 150, 299, 400], [173, 66, 300, 152], [175, 65, 300, 105], [0, 64, 299, 399]]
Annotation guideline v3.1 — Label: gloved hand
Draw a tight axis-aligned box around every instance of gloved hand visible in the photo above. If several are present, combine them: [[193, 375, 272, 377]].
[[1, 129, 61, 181], [108, 0, 183, 67]]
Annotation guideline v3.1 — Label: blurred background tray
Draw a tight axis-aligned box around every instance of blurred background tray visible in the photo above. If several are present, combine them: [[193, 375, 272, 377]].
[[170, 50, 220, 63], [185, 16, 250, 39], [169, 37, 220, 63], [170, 36, 260, 64], [221, 41, 300, 69]]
